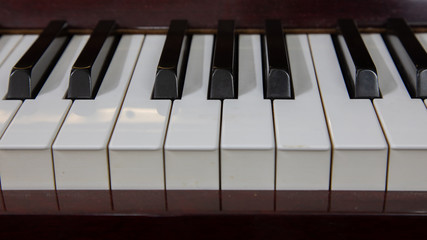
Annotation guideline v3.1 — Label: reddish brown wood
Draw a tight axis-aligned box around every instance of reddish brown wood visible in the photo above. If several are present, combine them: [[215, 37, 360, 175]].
[[0, 190, 4, 212], [385, 191, 427, 213], [276, 190, 328, 212], [2, 190, 58, 214], [112, 190, 166, 213], [222, 190, 274, 211], [1, 0, 427, 29], [1, 190, 427, 215], [57, 190, 112, 214], [0, 190, 425, 238], [330, 191, 385, 213], [167, 190, 220, 212]]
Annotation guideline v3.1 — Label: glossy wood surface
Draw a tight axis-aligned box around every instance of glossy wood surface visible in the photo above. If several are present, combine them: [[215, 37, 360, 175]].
[[2, 0, 427, 29], [1, 190, 427, 238], [3, 190, 427, 214]]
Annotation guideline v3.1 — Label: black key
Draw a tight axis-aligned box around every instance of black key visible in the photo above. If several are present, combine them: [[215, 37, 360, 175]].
[[208, 20, 238, 99], [152, 20, 189, 99], [384, 18, 427, 98], [334, 19, 380, 99], [68, 20, 118, 99], [7, 20, 69, 99], [263, 20, 293, 99]]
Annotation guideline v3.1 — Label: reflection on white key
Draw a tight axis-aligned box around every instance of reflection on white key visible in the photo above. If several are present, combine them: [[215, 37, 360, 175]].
[[364, 34, 427, 190], [221, 35, 275, 190], [309, 34, 387, 190], [53, 35, 144, 190], [0, 35, 23, 68], [0, 36, 37, 138], [108, 35, 170, 190], [164, 35, 221, 190], [0, 36, 89, 190], [274, 35, 330, 190]]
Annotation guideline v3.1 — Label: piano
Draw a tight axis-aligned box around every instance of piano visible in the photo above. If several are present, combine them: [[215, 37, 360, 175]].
[[1, 0, 427, 238]]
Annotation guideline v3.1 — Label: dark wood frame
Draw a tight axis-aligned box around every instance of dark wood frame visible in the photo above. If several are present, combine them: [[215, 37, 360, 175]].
[[2, 0, 427, 29], [1, 190, 427, 238]]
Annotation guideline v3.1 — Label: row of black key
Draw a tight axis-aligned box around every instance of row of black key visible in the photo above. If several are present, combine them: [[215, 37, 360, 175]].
[[5, 18, 427, 101], [7, 21, 69, 99], [154, 20, 293, 100], [153, 19, 294, 100], [335, 18, 427, 99], [7, 20, 118, 100]]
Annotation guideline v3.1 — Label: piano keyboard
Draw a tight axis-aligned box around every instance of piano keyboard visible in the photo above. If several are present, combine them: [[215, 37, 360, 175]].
[[0, 20, 426, 192]]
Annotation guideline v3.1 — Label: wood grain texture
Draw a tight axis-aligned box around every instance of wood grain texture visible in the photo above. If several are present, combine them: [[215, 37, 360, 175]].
[[1, 0, 427, 29]]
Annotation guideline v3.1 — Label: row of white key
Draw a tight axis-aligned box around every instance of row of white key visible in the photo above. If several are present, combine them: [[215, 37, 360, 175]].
[[0, 35, 34, 138], [365, 34, 427, 190], [0, 33, 425, 191], [0, 35, 89, 189], [109, 35, 170, 190], [309, 35, 388, 190], [310, 34, 427, 191], [53, 35, 144, 190], [111, 34, 329, 191]]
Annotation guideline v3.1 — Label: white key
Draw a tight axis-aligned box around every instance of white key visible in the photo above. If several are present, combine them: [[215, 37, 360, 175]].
[[0, 36, 37, 138], [164, 35, 221, 190], [363, 34, 427, 191], [221, 35, 275, 190], [309, 34, 388, 190], [0, 36, 89, 190], [274, 35, 331, 190], [53, 35, 144, 190], [0, 35, 23, 67], [108, 35, 170, 190]]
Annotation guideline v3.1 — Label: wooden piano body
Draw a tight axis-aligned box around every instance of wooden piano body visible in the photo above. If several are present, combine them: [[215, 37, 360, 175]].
[[1, 0, 427, 238]]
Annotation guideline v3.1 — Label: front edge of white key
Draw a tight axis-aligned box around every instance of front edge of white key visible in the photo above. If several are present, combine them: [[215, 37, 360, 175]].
[[221, 35, 275, 190], [365, 34, 427, 191], [108, 35, 169, 190], [53, 35, 144, 190], [0, 36, 88, 190], [309, 34, 388, 191], [164, 35, 221, 190], [274, 34, 331, 190]]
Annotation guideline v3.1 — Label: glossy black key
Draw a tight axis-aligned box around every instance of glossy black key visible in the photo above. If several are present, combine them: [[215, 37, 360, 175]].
[[384, 18, 427, 98], [263, 20, 293, 99], [152, 20, 189, 99], [208, 20, 237, 99], [68, 20, 118, 99], [7, 20, 69, 99], [335, 19, 380, 99]]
